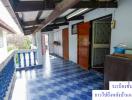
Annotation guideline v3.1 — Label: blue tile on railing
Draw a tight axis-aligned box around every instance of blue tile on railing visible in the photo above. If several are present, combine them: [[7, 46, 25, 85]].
[[0, 57, 15, 99]]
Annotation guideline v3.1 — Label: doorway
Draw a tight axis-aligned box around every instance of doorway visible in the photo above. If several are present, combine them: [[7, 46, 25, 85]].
[[77, 22, 91, 70], [91, 15, 112, 68], [62, 28, 69, 60]]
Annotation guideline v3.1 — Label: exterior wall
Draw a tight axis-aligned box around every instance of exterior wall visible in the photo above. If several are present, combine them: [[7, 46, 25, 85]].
[[84, 0, 132, 53], [0, 30, 8, 61]]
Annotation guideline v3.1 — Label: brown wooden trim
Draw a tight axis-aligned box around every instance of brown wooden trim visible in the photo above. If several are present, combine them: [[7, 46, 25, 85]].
[[77, 22, 91, 70], [77, 22, 85, 65], [62, 28, 69, 60]]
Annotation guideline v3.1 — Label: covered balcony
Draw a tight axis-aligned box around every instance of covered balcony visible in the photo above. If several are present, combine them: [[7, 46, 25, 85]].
[[1, 0, 132, 100]]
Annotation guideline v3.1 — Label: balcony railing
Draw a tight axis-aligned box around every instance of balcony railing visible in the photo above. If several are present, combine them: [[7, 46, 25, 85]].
[[15, 49, 41, 71], [0, 49, 42, 99], [0, 51, 15, 100]]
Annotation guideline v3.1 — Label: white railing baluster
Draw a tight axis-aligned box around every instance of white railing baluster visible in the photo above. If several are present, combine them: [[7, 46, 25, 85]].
[[15, 49, 38, 70]]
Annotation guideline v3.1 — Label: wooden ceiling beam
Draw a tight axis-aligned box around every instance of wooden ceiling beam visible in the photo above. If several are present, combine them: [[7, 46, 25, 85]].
[[53, 17, 67, 23], [33, 0, 81, 33], [23, 15, 83, 27], [35, 0, 55, 21], [23, 26, 37, 35], [24, 22, 68, 34], [41, 26, 59, 32], [48, 22, 69, 27], [36, 11, 43, 21], [23, 20, 43, 26], [73, 1, 118, 8], [14, 1, 55, 12], [13, 1, 117, 12]]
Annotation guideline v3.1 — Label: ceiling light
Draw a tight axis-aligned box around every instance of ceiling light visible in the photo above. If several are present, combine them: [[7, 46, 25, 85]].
[[67, 8, 89, 19]]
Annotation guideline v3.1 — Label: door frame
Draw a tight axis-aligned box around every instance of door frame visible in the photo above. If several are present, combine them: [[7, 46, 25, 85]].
[[91, 14, 112, 68]]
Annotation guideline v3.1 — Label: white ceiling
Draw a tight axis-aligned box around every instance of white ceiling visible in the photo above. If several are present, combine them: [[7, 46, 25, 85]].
[[23, 11, 39, 21], [39, 10, 53, 19], [20, 9, 77, 22]]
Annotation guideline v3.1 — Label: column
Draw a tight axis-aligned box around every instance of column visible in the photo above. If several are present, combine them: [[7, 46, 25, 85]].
[[35, 31, 43, 65]]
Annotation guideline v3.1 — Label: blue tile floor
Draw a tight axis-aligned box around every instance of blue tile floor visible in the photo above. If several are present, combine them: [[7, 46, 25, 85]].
[[11, 53, 103, 100]]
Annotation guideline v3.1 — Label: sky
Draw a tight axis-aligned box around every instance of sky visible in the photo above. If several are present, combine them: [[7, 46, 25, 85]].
[[0, 1, 22, 34]]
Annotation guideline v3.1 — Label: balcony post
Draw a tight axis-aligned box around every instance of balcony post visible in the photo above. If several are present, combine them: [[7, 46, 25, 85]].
[[23, 52, 26, 67], [18, 53, 21, 68], [28, 52, 31, 66]]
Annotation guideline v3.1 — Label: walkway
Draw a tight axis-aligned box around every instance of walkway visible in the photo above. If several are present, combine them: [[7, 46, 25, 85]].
[[11, 54, 103, 100]]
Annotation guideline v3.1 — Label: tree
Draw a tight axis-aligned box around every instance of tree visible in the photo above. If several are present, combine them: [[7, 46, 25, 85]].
[[7, 34, 32, 51]]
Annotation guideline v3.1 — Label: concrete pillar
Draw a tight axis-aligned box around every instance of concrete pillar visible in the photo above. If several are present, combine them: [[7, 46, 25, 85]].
[[41, 34, 46, 66], [35, 31, 43, 65], [48, 32, 54, 54], [32, 34, 36, 46]]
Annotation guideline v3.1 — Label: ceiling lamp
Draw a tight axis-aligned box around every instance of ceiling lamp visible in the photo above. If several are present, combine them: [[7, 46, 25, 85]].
[[67, 8, 89, 19]]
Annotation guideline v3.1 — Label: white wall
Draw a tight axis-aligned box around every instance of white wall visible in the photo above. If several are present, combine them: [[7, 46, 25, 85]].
[[49, 20, 83, 63], [111, 0, 132, 53], [84, 0, 132, 53], [48, 31, 54, 53], [53, 29, 63, 57], [52, 26, 68, 57], [69, 20, 83, 63]]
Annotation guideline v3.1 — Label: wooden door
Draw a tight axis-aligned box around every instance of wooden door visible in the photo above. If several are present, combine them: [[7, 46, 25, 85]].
[[62, 28, 69, 60], [77, 22, 91, 69]]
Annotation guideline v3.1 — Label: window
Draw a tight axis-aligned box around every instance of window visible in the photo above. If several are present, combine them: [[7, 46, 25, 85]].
[[71, 24, 77, 35]]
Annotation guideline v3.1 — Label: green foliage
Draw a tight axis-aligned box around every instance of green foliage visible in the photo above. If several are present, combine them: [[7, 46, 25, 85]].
[[15, 54, 19, 64], [20, 37, 32, 49], [7, 45, 17, 52], [7, 36, 32, 51]]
